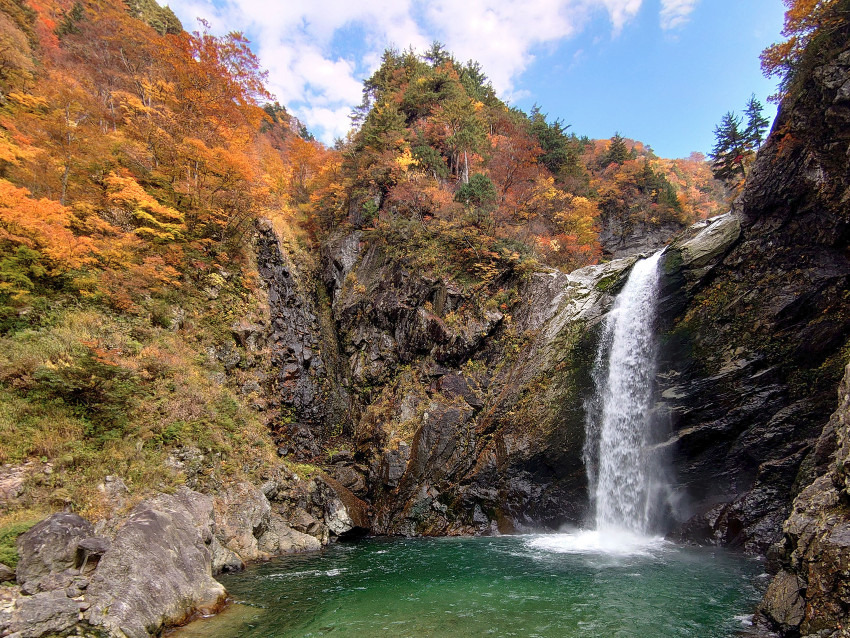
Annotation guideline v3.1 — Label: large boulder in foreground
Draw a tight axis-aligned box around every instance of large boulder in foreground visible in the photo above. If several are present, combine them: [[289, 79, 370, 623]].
[[85, 488, 226, 638], [0, 589, 86, 638]]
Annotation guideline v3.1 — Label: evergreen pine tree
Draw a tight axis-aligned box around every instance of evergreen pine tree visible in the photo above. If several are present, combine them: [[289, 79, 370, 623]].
[[709, 112, 747, 182], [605, 132, 629, 165], [423, 41, 452, 67], [528, 105, 571, 174], [744, 94, 770, 148]]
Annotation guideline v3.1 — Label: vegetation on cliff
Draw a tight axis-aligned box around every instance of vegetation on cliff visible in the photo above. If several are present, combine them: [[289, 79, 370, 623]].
[[323, 46, 726, 271], [0, 0, 312, 522]]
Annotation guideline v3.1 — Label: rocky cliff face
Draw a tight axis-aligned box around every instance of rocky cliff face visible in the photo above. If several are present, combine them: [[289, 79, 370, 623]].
[[757, 359, 850, 636], [262, 28, 850, 554], [598, 213, 684, 260], [254, 220, 350, 458], [312, 230, 641, 535], [654, 31, 850, 555]]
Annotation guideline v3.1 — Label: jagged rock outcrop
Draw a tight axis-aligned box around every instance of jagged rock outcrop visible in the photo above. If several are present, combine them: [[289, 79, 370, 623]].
[[657, 32, 850, 554], [598, 213, 684, 259], [254, 219, 350, 458], [757, 358, 850, 636], [316, 230, 639, 534]]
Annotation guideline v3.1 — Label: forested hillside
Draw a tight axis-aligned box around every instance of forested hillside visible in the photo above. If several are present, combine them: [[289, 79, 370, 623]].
[[0, 0, 320, 522], [0, 0, 727, 525]]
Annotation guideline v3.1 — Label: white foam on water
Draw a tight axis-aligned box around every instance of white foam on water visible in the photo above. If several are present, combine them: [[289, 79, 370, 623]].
[[734, 614, 754, 627], [526, 529, 669, 557]]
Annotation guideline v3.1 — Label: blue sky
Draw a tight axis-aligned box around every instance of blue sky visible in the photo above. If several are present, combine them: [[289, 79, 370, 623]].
[[166, 0, 787, 159]]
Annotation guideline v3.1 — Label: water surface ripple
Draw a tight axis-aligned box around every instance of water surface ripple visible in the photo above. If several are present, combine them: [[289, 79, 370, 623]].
[[172, 535, 764, 638]]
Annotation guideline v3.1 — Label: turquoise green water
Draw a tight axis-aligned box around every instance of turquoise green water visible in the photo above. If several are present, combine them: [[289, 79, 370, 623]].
[[173, 533, 765, 638]]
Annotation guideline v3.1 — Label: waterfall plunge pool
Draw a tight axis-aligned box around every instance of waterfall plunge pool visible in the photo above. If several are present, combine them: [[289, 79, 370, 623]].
[[171, 534, 766, 638], [173, 253, 763, 637]]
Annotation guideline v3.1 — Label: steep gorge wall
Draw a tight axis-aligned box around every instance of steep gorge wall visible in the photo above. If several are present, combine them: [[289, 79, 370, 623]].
[[249, 12, 850, 565], [281, 224, 644, 535], [656, 32, 850, 555], [758, 359, 850, 636]]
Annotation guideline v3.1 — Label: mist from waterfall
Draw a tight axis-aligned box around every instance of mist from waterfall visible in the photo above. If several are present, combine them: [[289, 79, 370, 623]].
[[584, 251, 668, 536]]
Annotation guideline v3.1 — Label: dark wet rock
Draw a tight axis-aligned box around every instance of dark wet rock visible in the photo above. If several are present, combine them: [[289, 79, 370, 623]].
[[275, 421, 322, 460], [436, 373, 483, 409], [255, 218, 350, 458], [660, 42, 850, 555], [378, 442, 410, 489], [16, 513, 93, 595], [347, 254, 636, 536], [328, 464, 367, 496]]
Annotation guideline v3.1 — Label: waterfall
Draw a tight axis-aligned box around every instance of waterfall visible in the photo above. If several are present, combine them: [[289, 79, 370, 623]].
[[585, 251, 665, 535]]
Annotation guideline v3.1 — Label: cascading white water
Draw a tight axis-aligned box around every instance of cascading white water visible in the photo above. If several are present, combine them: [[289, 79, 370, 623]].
[[585, 251, 665, 535]]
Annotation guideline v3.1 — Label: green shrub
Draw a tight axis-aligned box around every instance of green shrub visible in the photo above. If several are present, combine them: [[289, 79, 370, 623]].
[[0, 518, 40, 568]]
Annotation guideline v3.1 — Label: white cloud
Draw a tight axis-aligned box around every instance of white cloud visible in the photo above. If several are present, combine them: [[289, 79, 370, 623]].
[[659, 0, 699, 30], [166, 0, 656, 144]]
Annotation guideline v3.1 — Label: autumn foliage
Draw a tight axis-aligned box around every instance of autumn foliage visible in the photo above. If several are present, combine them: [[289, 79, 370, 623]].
[[0, 0, 728, 329], [328, 46, 726, 278], [761, 0, 849, 99], [0, 0, 331, 327]]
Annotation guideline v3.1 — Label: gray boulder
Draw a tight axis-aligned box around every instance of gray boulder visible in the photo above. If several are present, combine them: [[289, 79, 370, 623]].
[[213, 481, 271, 562], [16, 513, 93, 594], [85, 488, 226, 638], [1, 589, 82, 638], [257, 515, 321, 554]]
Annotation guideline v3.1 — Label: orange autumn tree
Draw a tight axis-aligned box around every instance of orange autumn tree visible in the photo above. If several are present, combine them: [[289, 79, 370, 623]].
[[0, 179, 93, 305], [761, 0, 849, 98], [0, 0, 335, 326]]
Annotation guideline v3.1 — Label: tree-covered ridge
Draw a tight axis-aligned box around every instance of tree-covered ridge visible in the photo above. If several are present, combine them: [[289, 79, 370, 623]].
[[321, 44, 727, 272]]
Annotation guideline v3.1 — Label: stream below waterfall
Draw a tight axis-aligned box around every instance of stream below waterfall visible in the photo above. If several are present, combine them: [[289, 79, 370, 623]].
[[171, 535, 765, 638]]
